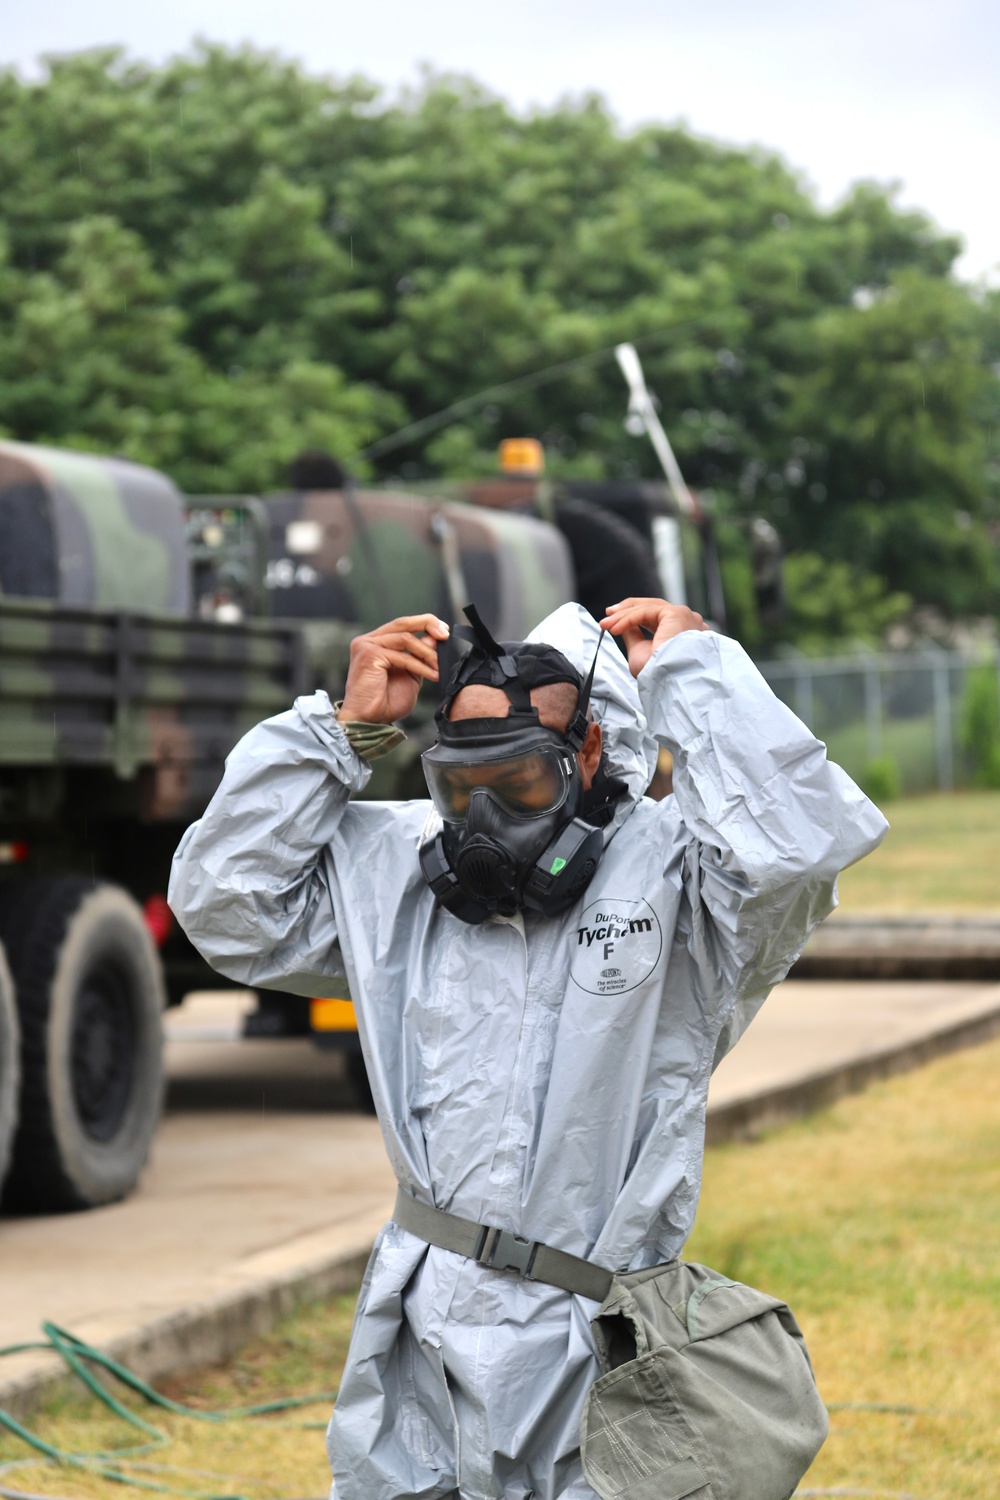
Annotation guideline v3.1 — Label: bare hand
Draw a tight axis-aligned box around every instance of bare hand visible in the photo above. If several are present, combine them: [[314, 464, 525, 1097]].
[[600, 598, 707, 678], [338, 614, 450, 724]]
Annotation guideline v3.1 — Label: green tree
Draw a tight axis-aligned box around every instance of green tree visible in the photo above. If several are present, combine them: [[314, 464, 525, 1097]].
[[780, 271, 993, 613], [0, 214, 399, 491], [0, 45, 995, 637]]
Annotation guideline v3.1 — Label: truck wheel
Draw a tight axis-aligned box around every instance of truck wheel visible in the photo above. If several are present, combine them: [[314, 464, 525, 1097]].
[[0, 945, 19, 1195], [0, 878, 165, 1212], [346, 1048, 376, 1114]]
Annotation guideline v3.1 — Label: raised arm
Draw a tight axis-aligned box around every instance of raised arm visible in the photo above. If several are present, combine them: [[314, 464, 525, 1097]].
[[168, 614, 448, 994], [602, 598, 888, 1042]]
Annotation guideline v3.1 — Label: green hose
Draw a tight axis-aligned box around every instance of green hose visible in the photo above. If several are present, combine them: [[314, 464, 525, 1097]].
[[0, 1323, 337, 1500], [0, 1325, 944, 1500]]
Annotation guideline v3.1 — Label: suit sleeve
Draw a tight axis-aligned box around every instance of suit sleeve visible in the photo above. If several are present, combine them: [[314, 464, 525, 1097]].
[[637, 630, 888, 1055], [168, 690, 372, 996]]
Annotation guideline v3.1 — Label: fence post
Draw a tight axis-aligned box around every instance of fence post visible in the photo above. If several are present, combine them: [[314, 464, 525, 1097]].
[[863, 657, 883, 763], [794, 664, 813, 728], [931, 653, 954, 792], [755, 648, 981, 796]]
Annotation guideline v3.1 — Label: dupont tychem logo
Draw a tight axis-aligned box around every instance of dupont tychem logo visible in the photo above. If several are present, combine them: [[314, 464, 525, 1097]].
[[570, 897, 662, 995]]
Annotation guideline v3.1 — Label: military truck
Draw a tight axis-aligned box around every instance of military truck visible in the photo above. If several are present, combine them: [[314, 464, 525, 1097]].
[[0, 441, 584, 1209], [0, 440, 314, 1212]]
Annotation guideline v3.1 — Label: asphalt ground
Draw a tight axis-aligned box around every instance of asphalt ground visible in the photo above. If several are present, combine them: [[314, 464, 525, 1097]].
[[3, 977, 1000, 1413]]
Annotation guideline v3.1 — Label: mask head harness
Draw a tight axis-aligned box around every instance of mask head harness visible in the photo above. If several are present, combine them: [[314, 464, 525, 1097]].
[[419, 606, 608, 925]]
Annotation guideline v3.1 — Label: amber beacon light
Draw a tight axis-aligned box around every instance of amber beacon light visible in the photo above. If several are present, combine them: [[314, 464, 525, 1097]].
[[498, 438, 545, 475]]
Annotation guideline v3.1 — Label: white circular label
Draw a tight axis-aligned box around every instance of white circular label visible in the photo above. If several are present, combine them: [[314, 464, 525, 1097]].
[[569, 897, 663, 995]]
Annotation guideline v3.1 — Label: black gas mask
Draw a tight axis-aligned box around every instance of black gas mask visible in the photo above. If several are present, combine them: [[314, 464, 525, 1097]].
[[418, 607, 610, 925]]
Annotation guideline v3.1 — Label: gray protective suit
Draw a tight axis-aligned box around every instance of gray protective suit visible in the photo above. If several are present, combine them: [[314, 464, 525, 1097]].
[[169, 604, 887, 1500]]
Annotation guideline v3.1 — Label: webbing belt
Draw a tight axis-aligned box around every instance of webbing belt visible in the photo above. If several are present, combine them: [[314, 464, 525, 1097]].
[[392, 1187, 614, 1303]]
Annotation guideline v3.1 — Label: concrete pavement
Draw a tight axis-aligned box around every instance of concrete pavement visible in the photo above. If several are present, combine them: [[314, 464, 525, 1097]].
[[707, 977, 1000, 1139], [3, 977, 1000, 1414]]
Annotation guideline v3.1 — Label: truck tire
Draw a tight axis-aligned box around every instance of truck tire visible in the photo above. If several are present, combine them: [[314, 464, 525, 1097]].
[[0, 945, 19, 1195], [0, 878, 165, 1212], [552, 496, 663, 624], [346, 1048, 376, 1114]]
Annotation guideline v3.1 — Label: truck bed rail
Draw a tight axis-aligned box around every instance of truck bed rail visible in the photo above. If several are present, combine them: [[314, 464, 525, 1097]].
[[0, 597, 307, 801]]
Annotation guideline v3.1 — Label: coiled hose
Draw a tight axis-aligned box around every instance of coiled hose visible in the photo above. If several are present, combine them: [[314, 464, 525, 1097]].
[[0, 1323, 336, 1500]]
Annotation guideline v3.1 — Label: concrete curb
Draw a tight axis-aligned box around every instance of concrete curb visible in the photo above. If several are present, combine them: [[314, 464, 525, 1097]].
[[792, 914, 1000, 980], [6, 996, 1000, 1420], [0, 1233, 374, 1420]]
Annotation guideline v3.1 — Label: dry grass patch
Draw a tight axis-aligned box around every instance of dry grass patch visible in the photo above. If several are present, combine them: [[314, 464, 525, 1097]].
[[686, 1035, 1000, 1498]]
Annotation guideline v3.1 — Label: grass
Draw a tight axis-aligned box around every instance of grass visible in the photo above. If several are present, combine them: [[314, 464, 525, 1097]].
[[4, 1040, 1000, 1500], [686, 1035, 1000, 1499], [836, 789, 1000, 912], [0, 1295, 358, 1500]]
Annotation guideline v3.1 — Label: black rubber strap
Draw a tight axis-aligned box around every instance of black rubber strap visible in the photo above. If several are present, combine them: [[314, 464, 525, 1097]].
[[392, 1187, 613, 1303]]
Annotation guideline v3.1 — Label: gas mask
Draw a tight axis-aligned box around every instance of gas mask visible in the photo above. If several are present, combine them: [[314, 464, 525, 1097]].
[[418, 608, 608, 925]]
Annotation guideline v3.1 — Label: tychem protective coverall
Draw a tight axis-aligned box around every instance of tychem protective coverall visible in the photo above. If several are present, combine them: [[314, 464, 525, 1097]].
[[168, 603, 887, 1500]]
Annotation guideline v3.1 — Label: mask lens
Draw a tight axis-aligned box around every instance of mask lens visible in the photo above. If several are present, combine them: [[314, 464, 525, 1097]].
[[424, 747, 570, 822]]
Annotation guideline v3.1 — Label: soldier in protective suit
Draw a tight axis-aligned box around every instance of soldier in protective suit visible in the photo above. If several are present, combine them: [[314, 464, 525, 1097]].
[[169, 596, 887, 1500]]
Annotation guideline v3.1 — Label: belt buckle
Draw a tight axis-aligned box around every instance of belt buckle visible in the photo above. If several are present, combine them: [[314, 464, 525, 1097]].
[[476, 1225, 539, 1279]]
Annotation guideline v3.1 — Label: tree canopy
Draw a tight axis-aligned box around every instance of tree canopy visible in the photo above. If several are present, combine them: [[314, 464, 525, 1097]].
[[0, 44, 996, 646]]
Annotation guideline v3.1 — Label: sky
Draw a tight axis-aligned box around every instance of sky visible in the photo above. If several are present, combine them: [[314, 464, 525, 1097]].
[[4, 0, 996, 282]]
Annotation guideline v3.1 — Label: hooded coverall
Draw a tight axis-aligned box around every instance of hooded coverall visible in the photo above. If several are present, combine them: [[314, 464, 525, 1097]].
[[168, 603, 887, 1500]]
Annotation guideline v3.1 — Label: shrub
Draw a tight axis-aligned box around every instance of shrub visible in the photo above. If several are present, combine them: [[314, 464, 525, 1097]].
[[959, 663, 1000, 788], [861, 755, 901, 804]]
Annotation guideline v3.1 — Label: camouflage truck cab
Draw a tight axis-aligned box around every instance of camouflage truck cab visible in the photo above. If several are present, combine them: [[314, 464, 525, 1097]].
[[0, 443, 305, 1213], [0, 441, 191, 613], [261, 484, 572, 657]]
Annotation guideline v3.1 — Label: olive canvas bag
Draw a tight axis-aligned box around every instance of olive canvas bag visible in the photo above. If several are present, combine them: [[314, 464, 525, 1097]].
[[580, 1259, 829, 1500]]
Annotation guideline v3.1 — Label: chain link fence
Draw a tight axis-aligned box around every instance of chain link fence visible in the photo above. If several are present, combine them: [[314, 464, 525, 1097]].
[[757, 649, 1000, 795]]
